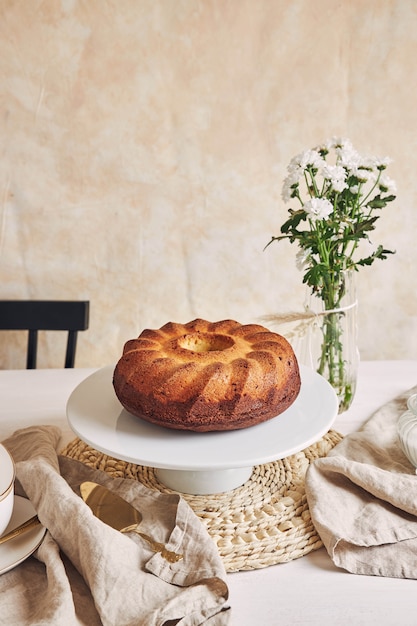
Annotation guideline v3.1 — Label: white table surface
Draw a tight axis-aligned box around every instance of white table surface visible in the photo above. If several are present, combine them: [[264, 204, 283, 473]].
[[1, 361, 417, 625]]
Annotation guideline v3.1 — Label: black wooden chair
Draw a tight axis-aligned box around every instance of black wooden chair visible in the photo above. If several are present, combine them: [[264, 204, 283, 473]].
[[0, 300, 90, 368]]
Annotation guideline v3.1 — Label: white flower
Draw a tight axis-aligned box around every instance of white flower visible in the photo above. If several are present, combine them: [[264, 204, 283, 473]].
[[297, 149, 325, 171], [322, 165, 347, 193], [296, 248, 310, 271], [282, 149, 326, 202], [282, 170, 302, 202], [329, 137, 359, 166], [304, 197, 333, 221], [327, 136, 346, 150], [348, 164, 374, 184], [286, 149, 325, 177], [378, 174, 397, 195], [372, 156, 393, 170]]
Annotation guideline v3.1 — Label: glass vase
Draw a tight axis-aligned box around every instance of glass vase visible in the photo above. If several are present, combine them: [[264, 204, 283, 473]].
[[298, 269, 359, 413]]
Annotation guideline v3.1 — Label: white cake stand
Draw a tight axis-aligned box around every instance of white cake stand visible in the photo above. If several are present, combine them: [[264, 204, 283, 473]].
[[66, 365, 338, 494]]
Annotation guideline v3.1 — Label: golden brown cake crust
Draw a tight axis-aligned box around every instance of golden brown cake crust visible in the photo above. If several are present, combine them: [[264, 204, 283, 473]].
[[112, 318, 301, 432]]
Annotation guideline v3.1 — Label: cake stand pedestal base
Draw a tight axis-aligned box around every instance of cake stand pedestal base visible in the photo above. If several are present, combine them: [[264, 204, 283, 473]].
[[155, 466, 253, 495]]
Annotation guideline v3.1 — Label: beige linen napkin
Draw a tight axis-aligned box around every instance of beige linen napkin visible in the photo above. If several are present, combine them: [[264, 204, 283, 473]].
[[0, 426, 230, 625], [305, 385, 417, 578]]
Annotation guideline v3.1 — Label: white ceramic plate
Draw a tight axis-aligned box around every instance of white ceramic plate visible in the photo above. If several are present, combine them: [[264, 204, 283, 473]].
[[0, 496, 46, 576], [67, 364, 338, 471]]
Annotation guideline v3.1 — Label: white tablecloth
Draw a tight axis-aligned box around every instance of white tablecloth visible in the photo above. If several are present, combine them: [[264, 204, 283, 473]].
[[1, 361, 417, 625]]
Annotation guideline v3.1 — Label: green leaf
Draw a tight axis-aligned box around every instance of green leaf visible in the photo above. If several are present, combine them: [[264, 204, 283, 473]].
[[367, 194, 395, 209], [280, 210, 306, 234], [303, 263, 327, 288], [352, 216, 378, 235], [356, 245, 395, 267]]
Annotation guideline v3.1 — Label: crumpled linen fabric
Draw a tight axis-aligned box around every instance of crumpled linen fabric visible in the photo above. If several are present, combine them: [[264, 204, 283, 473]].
[[305, 385, 417, 579], [0, 426, 231, 625]]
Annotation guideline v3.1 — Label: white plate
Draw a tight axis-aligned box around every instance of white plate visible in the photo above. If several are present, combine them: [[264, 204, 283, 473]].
[[0, 496, 46, 576], [67, 365, 338, 471]]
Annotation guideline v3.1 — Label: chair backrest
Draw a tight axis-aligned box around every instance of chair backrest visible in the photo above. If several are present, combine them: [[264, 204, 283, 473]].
[[0, 300, 90, 368]]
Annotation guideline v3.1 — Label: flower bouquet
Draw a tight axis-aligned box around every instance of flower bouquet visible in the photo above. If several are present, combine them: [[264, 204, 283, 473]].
[[266, 137, 396, 411]]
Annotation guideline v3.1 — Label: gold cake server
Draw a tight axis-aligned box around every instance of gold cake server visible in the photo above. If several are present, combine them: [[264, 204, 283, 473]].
[[80, 481, 183, 563]]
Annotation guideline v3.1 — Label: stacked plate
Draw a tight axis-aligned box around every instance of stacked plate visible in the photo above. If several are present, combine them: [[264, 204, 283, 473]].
[[0, 444, 46, 575], [0, 444, 15, 535]]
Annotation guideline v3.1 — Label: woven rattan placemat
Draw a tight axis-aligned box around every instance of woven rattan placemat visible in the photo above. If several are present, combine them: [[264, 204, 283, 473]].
[[61, 430, 342, 572]]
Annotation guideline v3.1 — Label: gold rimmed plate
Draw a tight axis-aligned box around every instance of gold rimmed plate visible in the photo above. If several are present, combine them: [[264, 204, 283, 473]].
[[0, 496, 46, 576]]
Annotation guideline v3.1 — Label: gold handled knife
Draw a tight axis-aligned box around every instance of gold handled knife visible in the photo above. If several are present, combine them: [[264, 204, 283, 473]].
[[0, 515, 41, 545], [80, 481, 183, 563]]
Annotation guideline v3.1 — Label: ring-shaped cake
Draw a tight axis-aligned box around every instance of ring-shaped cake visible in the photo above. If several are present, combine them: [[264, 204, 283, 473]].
[[113, 318, 301, 432]]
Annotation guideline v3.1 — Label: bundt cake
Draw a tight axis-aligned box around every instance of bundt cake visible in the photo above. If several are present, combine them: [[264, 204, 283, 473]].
[[113, 318, 301, 432]]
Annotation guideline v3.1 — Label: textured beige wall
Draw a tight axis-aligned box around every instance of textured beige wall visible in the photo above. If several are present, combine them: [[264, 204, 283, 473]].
[[0, 0, 416, 368]]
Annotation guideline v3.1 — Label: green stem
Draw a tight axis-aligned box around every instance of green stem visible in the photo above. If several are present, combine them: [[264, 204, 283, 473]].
[[314, 270, 355, 412], [305, 167, 320, 197], [358, 170, 381, 207]]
